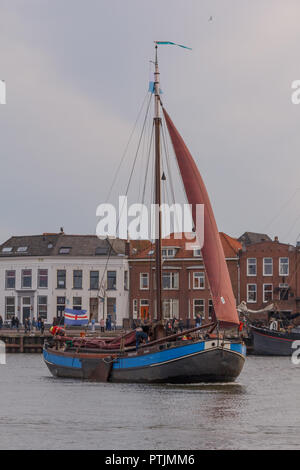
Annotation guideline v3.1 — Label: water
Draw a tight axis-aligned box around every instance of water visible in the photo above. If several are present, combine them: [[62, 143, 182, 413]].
[[0, 354, 299, 450]]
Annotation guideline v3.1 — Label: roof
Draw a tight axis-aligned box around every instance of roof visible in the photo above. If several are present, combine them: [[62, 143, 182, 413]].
[[0, 233, 126, 257], [130, 232, 241, 259], [238, 232, 272, 246]]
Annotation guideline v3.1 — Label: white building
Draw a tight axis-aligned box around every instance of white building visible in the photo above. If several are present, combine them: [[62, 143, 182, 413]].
[[0, 232, 129, 326]]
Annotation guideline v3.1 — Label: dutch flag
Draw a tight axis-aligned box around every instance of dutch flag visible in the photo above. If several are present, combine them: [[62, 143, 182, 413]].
[[64, 308, 89, 326]]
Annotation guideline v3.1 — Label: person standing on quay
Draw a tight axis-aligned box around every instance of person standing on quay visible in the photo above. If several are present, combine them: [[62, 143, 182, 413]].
[[40, 318, 45, 335]]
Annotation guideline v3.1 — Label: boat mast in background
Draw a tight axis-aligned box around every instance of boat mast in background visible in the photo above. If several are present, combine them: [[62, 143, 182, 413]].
[[154, 44, 163, 332]]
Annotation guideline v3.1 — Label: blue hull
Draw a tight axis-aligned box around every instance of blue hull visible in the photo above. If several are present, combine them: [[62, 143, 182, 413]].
[[43, 339, 246, 383]]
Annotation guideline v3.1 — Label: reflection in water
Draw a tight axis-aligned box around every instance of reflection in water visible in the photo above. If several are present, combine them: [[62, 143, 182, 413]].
[[0, 354, 300, 449]]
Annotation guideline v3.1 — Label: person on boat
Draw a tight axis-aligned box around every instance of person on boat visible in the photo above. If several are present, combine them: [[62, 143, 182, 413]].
[[50, 325, 65, 336], [195, 314, 202, 328], [269, 319, 278, 331], [135, 326, 148, 350]]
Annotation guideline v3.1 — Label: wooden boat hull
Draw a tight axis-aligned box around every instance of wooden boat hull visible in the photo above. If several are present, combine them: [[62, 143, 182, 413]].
[[43, 339, 246, 383], [251, 326, 300, 356]]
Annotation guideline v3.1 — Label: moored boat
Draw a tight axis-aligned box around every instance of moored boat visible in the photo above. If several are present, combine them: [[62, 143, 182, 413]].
[[43, 42, 246, 383], [251, 325, 300, 356]]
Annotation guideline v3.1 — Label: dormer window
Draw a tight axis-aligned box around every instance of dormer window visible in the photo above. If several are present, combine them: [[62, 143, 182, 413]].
[[2, 247, 12, 253], [17, 246, 28, 253], [162, 248, 176, 258], [59, 247, 71, 254], [95, 246, 108, 255]]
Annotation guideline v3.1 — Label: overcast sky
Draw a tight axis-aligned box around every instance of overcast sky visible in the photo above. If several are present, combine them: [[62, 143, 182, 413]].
[[1, 0, 300, 244]]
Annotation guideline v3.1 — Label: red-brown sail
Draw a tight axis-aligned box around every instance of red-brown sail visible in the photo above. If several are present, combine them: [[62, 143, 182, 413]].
[[163, 108, 239, 327]]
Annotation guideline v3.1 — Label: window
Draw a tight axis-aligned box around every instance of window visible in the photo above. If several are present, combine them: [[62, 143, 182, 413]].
[[17, 246, 27, 253], [5, 270, 15, 289], [133, 299, 138, 319], [193, 299, 205, 318], [247, 284, 257, 303], [193, 272, 205, 289], [107, 271, 117, 290], [279, 258, 289, 276], [124, 271, 129, 290], [57, 270, 66, 288], [263, 258, 273, 276], [37, 296, 47, 320], [263, 284, 273, 302], [5, 297, 15, 319], [107, 297, 116, 319], [95, 246, 109, 255], [162, 272, 179, 290], [279, 283, 289, 301], [57, 296, 65, 317], [193, 248, 201, 257], [247, 258, 257, 276], [90, 271, 99, 290], [38, 269, 48, 288], [73, 270, 82, 289], [2, 247, 12, 253], [59, 247, 71, 254], [21, 269, 32, 288], [162, 248, 176, 258], [73, 297, 82, 310], [208, 299, 214, 320], [163, 299, 179, 318], [140, 273, 149, 290]]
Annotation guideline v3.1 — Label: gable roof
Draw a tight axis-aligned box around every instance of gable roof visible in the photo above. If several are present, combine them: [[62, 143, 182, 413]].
[[130, 232, 242, 259], [0, 233, 126, 257], [238, 232, 271, 246]]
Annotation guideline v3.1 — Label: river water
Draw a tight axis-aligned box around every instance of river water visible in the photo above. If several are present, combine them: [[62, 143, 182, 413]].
[[0, 354, 299, 450]]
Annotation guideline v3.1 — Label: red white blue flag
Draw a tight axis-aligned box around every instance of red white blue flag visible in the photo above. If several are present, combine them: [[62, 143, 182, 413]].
[[64, 308, 89, 326]]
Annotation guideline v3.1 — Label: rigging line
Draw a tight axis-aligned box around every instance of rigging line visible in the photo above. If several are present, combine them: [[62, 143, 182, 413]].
[[161, 114, 182, 235], [137, 101, 153, 204], [97, 93, 153, 296], [141, 122, 155, 209], [263, 187, 300, 232], [105, 91, 150, 204], [282, 211, 300, 241]]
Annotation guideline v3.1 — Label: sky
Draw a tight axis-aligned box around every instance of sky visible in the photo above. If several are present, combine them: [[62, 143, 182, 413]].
[[1, 0, 300, 244]]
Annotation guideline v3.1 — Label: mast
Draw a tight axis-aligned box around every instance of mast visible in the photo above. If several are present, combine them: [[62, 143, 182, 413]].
[[154, 44, 163, 324]]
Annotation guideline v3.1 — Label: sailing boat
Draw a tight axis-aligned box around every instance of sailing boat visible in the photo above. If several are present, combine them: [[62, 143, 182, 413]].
[[43, 43, 246, 383]]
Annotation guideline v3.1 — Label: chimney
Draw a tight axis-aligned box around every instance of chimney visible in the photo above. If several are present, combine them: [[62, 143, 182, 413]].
[[274, 236, 279, 242]]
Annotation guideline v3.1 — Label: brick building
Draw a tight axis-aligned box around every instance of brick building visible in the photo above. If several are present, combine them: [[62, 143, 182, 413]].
[[128, 232, 241, 325], [239, 235, 300, 314]]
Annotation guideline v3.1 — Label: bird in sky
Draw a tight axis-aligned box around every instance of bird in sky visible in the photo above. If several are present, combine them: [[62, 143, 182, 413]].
[[209, 16, 213, 21]]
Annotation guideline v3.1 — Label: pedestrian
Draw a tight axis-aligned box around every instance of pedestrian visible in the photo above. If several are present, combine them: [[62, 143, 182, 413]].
[[15, 316, 19, 332], [11, 315, 15, 329], [0, 315, 3, 329], [32, 317, 37, 332], [40, 318, 45, 335], [100, 318, 105, 333], [195, 314, 202, 328], [178, 318, 184, 333], [91, 317, 96, 332], [24, 318, 29, 334]]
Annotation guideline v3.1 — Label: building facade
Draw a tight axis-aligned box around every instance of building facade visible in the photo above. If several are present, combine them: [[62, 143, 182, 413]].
[[128, 232, 241, 326], [0, 233, 129, 326], [239, 236, 300, 314]]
